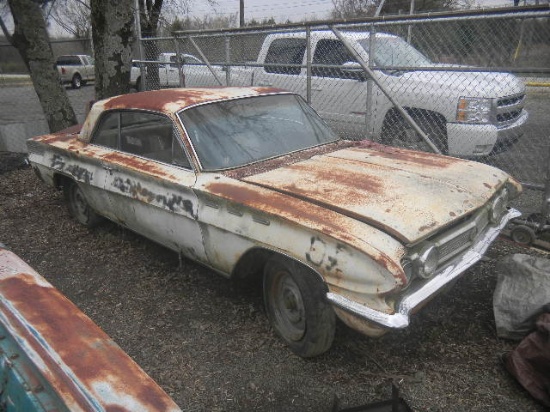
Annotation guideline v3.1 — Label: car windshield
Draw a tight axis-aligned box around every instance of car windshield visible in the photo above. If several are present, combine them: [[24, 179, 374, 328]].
[[178, 94, 339, 171], [359, 36, 432, 68]]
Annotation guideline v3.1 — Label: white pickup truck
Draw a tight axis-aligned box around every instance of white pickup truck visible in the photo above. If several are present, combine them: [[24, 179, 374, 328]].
[[179, 31, 528, 157], [56, 54, 94, 89], [130, 53, 207, 90]]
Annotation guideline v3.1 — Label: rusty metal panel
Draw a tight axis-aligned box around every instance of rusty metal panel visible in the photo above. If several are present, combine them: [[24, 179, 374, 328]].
[[0, 246, 182, 412], [243, 144, 517, 244]]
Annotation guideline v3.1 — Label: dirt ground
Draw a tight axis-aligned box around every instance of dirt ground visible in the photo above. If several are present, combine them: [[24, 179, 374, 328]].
[[0, 152, 547, 412]]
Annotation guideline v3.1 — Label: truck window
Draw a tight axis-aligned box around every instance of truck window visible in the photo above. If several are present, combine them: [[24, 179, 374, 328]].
[[312, 39, 363, 80], [264, 38, 306, 75], [56, 56, 81, 66]]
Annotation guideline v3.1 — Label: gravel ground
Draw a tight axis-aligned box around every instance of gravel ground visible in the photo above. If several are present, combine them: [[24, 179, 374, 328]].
[[0, 152, 548, 412]]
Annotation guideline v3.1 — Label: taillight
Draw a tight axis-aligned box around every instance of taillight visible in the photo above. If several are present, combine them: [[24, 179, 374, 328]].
[[61, 68, 66, 74]]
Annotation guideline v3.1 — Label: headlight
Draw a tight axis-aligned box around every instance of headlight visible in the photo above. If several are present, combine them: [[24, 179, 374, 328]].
[[415, 244, 439, 279], [490, 188, 509, 223], [457, 97, 492, 124], [401, 258, 414, 283]]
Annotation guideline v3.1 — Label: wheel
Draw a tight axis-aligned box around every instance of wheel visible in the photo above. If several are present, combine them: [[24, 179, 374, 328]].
[[511, 225, 536, 246], [71, 74, 82, 89], [380, 109, 448, 154], [263, 256, 335, 357], [135, 77, 141, 91], [63, 181, 102, 227]]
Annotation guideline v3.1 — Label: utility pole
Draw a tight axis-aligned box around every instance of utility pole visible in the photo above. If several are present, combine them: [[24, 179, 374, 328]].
[[240, 0, 244, 27]]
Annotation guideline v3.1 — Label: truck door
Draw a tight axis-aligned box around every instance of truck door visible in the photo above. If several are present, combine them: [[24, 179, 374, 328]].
[[253, 38, 307, 98], [310, 39, 371, 139]]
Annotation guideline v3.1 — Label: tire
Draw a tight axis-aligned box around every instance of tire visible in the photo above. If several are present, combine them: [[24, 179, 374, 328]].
[[71, 74, 82, 89], [381, 109, 448, 154], [135, 77, 141, 91], [263, 256, 335, 357], [63, 181, 102, 227], [511, 225, 536, 246]]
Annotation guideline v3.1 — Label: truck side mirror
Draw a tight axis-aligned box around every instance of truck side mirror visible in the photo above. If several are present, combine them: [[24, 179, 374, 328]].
[[341, 61, 368, 81]]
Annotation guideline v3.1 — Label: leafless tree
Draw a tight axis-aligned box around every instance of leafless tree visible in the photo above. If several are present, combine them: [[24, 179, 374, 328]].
[[49, 0, 91, 39], [0, 0, 77, 133], [90, 0, 134, 99]]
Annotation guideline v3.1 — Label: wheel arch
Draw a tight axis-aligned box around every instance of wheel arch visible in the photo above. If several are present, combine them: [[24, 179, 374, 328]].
[[382, 106, 448, 128], [53, 172, 73, 191], [231, 246, 328, 291]]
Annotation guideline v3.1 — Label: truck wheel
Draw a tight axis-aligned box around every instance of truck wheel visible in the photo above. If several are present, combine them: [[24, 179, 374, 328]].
[[263, 256, 335, 357], [381, 109, 448, 154], [63, 181, 102, 227], [511, 225, 536, 246], [71, 74, 82, 89], [135, 77, 142, 91]]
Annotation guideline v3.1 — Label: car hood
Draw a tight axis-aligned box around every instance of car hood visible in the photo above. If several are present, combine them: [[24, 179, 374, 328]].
[[241, 145, 513, 244], [395, 69, 525, 98]]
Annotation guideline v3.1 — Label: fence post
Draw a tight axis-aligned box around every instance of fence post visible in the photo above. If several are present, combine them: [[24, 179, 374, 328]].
[[225, 35, 231, 86], [306, 26, 312, 105], [366, 24, 375, 141]]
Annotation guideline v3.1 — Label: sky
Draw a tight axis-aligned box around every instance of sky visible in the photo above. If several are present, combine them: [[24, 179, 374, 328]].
[[185, 0, 519, 24], [188, 0, 336, 23]]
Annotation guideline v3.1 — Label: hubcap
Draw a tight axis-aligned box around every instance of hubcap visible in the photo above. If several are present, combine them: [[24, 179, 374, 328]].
[[271, 271, 305, 342]]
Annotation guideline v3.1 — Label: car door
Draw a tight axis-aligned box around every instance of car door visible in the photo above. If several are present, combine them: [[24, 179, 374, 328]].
[[91, 110, 207, 263]]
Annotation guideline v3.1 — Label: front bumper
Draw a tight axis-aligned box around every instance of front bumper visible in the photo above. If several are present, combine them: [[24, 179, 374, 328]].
[[327, 207, 521, 330], [446, 111, 528, 157]]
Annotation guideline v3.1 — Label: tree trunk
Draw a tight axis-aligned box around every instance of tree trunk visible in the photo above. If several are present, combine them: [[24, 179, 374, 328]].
[[91, 0, 134, 100], [7, 0, 78, 133], [139, 0, 164, 90]]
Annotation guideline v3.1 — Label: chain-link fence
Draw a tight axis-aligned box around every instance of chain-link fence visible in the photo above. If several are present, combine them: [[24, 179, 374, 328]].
[[136, 6, 550, 244]]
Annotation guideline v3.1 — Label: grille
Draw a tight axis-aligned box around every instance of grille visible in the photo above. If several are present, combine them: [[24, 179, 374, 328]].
[[496, 93, 525, 126], [432, 208, 490, 266], [437, 228, 474, 263]]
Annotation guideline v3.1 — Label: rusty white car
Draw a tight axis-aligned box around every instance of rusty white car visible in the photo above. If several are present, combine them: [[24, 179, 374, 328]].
[[27, 87, 521, 357]]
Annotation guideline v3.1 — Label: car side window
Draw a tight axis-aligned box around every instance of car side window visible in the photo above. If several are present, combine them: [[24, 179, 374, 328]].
[[92, 112, 120, 149], [92, 111, 192, 169], [312, 39, 363, 80], [264, 38, 306, 75]]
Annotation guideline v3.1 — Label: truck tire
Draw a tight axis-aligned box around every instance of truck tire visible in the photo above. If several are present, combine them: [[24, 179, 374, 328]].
[[63, 181, 102, 227], [381, 109, 448, 154], [263, 256, 335, 357], [135, 77, 142, 91], [71, 74, 82, 89]]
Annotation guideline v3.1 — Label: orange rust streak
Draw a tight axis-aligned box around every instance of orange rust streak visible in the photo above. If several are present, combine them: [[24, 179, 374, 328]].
[[206, 181, 346, 239], [354, 140, 461, 168], [101, 152, 174, 179], [102, 87, 287, 114], [0, 274, 178, 411], [205, 181, 404, 281]]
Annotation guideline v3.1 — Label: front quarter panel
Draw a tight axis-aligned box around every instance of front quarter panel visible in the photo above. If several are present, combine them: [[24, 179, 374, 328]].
[[194, 174, 406, 313]]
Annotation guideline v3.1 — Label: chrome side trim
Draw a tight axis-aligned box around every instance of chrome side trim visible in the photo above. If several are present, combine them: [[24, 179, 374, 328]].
[[327, 208, 521, 330]]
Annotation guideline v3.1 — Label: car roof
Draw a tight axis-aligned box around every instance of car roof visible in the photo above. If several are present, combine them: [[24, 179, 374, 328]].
[[78, 87, 289, 143]]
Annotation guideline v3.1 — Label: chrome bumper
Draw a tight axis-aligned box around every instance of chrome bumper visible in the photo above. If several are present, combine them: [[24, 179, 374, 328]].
[[326, 208, 521, 329]]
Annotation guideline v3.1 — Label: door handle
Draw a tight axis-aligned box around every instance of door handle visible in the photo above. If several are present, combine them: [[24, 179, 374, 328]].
[[102, 164, 118, 174]]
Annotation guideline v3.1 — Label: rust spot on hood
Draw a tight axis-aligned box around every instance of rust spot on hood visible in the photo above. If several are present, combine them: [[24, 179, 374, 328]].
[[353, 140, 462, 168]]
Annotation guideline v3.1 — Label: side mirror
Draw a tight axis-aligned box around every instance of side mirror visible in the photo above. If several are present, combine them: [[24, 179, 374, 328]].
[[341, 61, 368, 81]]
